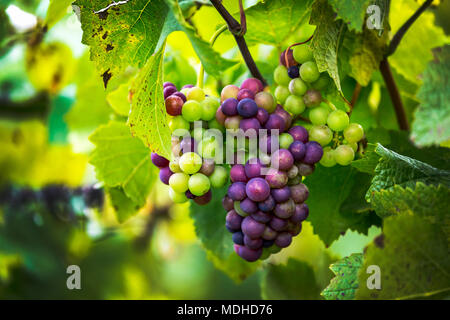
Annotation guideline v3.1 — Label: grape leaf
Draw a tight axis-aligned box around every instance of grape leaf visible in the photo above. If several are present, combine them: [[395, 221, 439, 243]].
[[411, 45, 450, 147], [107, 187, 142, 223], [356, 211, 450, 299], [190, 185, 260, 282], [45, 0, 73, 29], [261, 258, 321, 300], [106, 82, 131, 117], [304, 165, 380, 246], [89, 121, 155, 206], [327, 0, 371, 32], [242, 0, 314, 48], [321, 253, 363, 300], [352, 144, 379, 175]]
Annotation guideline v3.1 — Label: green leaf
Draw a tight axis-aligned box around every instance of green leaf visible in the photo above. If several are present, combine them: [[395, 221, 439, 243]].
[[45, 0, 73, 29], [261, 258, 321, 300], [107, 187, 142, 223], [242, 0, 314, 48], [127, 44, 172, 159], [411, 45, 450, 147], [304, 165, 380, 246], [321, 253, 363, 300], [190, 185, 260, 282], [106, 82, 131, 116], [89, 121, 155, 206], [356, 212, 450, 299], [352, 144, 379, 175], [327, 0, 371, 32]]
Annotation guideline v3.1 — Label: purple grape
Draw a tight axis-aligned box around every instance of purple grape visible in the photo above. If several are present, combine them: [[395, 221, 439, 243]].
[[288, 126, 309, 143], [274, 198, 295, 219], [303, 141, 324, 164], [159, 167, 173, 185], [288, 65, 300, 79], [303, 89, 322, 107], [186, 190, 196, 200], [173, 91, 187, 102], [240, 118, 261, 133], [269, 217, 288, 232], [240, 198, 258, 214], [151, 153, 169, 168], [289, 141, 306, 161], [265, 168, 288, 189], [245, 158, 263, 179], [228, 182, 247, 201], [226, 210, 243, 231], [275, 232, 292, 248], [297, 163, 315, 176], [258, 195, 276, 212], [288, 222, 302, 236], [234, 244, 262, 262], [274, 105, 292, 129], [289, 183, 309, 204], [237, 98, 258, 118], [241, 78, 264, 95], [194, 190, 212, 205], [164, 86, 177, 99], [222, 195, 234, 211], [237, 89, 255, 101], [246, 178, 270, 202], [244, 235, 263, 250], [291, 203, 309, 223], [271, 186, 291, 203], [216, 107, 227, 125], [262, 226, 278, 240], [256, 108, 269, 125], [250, 210, 272, 224], [232, 231, 244, 245], [163, 82, 175, 89], [230, 164, 248, 183], [221, 98, 239, 116], [265, 114, 286, 132], [241, 216, 266, 239], [199, 158, 215, 176], [182, 84, 194, 89], [180, 137, 197, 154], [271, 149, 294, 171], [263, 240, 275, 248]]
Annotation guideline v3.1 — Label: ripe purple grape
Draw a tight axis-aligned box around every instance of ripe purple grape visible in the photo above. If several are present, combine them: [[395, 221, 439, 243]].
[[163, 82, 175, 89], [288, 65, 300, 79], [270, 217, 288, 231], [288, 126, 309, 143], [199, 158, 215, 176], [289, 141, 306, 161], [164, 86, 177, 99], [221, 98, 239, 116], [234, 244, 262, 262], [274, 198, 295, 219], [159, 167, 173, 185], [216, 107, 227, 125], [237, 89, 255, 101], [165, 95, 184, 116], [288, 222, 302, 236], [240, 198, 258, 214], [275, 232, 292, 248], [297, 163, 315, 176], [262, 226, 277, 240], [194, 190, 212, 205], [265, 114, 286, 133], [151, 153, 170, 168], [173, 91, 187, 102], [240, 118, 261, 133], [303, 141, 324, 164], [291, 203, 309, 223], [246, 178, 270, 202], [271, 186, 291, 203], [250, 210, 272, 224], [271, 149, 294, 171], [258, 195, 276, 212], [180, 137, 197, 154], [274, 105, 293, 129], [279, 49, 297, 67], [265, 168, 288, 189], [232, 231, 244, 245], [230, 164, 247, 183], [186, 190, 196, 200], [256, 108, 269, 125], [290, 183, 309, 204], [241, 78, 264, 95], [263, 240, 275, 248], [226, 209, 243, 231], [245, 159, 263, 179], [237, 98, 258, 118], [241, 216, 266, 239], [222, 195, 234, 211], [244, 235, 263, 250], [228, 182, 247, 201], [182, 84, 194, 90]]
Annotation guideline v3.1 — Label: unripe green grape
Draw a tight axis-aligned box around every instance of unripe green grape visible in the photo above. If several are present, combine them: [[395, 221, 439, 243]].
[[169, 188, 188, 203], [208, 118, 225, 132], [234, 201, 248, 217], [169, 158, 182, 173], [255, 92, 276, 113], [284, 95, 306, 115], [186, 87, 205, 102], [309, 125, 332, 146], [274, 86, 290, 105], [198, 137, 219, 159], [274, 65, 291, 86], [192, 127, 205, 142], [334, 144, 355, 166], [293, 45, 313, 64], [320, 147, 336, 167], [179, 152, 202, 174], [347, 141, 358, 152], [188, 173, 211, 196], [279, 133, 294, 149], [169, 116, 190, 132], [311, 73, 330, 90], [343, 123, 364, 143], [327, 110, 350, 131], [182, 100, 202, 122], [210, 166, 228, 188], [300, 61, 320, 83], [200, 97, 220, 121], [309, 105, 329, 125], [288, 78, 307, 96], [169, 172, 190, 193]]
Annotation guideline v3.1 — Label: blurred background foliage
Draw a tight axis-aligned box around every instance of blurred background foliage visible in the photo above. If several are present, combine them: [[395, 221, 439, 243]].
[[0, 0, 448, 299]]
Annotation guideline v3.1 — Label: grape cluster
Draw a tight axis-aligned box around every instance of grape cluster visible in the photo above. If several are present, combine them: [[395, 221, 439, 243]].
[[215, 78, 323, 262], [274, 45, 365, 167], [151, 83, 229, 206]]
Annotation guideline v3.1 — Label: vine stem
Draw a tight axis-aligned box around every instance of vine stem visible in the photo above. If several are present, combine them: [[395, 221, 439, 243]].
[[198, 24, 228, 88], [284, 35, 314, 68], [348, 82, 362, 116], [209, 0, 267, 86]]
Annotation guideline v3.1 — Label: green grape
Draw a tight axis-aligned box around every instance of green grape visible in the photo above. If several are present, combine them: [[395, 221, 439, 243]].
[[347, 141, 358, 152], [343, 123, 364, 143], [208, 118, 225, 132], [179, 152, 202, 174], [169, 158, 182, 173], [198, 137, 219, 159], [309, 125, 332, 146], [169, 172, 190, 193], [200, 97, 219, 121], [180, 88, 190, 96], [186, 87, 205, 102], [210, 166, 228, 188], [192, 127, 205, 142], [327, 110, 350, 132], [182, 100, 202, 122], [169, 116, 190, 132], [334, 144, 355, 166], [294, 24, 316, 42], [274, 65, 291, 86], [311, 73, 330, 90], [320, 147, 336, 167], [234, 201, 248, 217], [274, 86, 290, 105], [288, 78, 307, 96], [300, 61, 320, 83], [169, 188, 188, 204], [284, 95, 306, 115], [309, 105, 329, 125], [188, 173, 211, 196], [255, 92, 276, 113], [293, 45, 313, 64], [279, 133, 295, 149]]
